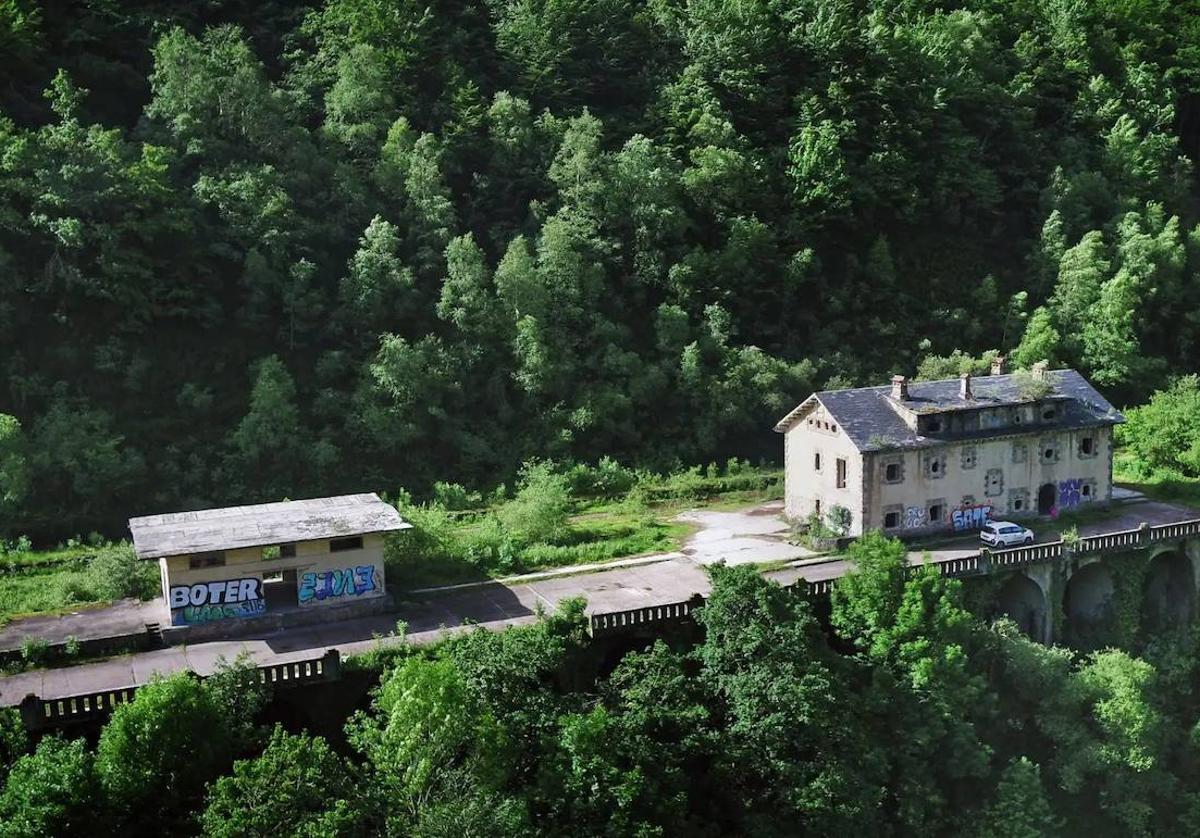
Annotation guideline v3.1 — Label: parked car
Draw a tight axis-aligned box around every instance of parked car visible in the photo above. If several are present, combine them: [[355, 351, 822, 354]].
[[980, 521, 1035, 547]]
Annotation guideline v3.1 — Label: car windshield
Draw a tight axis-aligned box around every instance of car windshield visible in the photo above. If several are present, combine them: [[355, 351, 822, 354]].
[[984, 524, 999, 533]]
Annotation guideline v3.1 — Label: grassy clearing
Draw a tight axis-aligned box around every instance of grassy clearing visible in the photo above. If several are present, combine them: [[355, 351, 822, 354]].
[[0, 542, 158, 626], [1113, 450, 1200, 509], [387, 462, 782, 591]]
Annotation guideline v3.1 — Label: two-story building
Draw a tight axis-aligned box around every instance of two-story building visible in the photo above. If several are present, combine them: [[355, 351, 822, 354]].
[[774, 362, 1124, 537]]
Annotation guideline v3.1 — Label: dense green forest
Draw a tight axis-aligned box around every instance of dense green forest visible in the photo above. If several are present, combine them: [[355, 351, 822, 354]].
[[3, 0, 1200, 541], [5, 536, 1200, 837]]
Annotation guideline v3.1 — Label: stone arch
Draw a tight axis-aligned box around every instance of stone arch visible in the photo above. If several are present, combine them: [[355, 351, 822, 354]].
[[1142, 549, 1194, 635], [995, 572, 1048, 642], [1063, 561, 1115, 649]]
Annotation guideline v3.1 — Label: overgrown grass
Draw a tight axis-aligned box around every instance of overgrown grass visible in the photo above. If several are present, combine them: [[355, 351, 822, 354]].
[[387, 461, 782, 590], [0, 542, 158, 626], [1113, 450, 1200, 509]]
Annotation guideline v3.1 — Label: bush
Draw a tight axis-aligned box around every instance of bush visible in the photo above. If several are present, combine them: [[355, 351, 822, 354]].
[[86, 544, 158, 601], [1119, 376, 1200, 477], [565, 457, 638, 499], [432, 481, 481, 510], [497, 461, 570, 545]]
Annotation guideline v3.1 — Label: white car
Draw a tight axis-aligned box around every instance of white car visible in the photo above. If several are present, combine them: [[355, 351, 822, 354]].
[[980, 521, 1034, 547]]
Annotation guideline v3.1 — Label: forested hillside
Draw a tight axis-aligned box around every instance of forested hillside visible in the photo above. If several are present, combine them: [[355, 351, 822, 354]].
[[3, 0, 1200, 539]]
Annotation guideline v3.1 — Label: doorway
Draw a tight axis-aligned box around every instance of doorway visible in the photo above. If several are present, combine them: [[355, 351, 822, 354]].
[[264, 569, 298, 610], [1037, 483, 1056, 515]]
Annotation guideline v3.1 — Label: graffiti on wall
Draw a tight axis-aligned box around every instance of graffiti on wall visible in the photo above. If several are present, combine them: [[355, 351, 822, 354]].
[[1058, 478, 1083, 510], [904, 506, 927, 529], [952, 504, 993, 532], [179, 599, 266, 625], [169, 577, 265, 626], [298, 565, 378, 604]]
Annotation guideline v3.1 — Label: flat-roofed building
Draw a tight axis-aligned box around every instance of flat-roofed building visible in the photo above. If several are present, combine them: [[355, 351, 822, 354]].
[[129, 493, 410, 628]]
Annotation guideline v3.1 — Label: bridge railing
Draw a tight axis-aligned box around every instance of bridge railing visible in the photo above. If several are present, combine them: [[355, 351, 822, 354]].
[[589, 599, 700, 637], [985, 541, 1064, 569], [19, 649, 341, 730], [1075, 525, 1146, 555], [1148, 518, 1200, 542]]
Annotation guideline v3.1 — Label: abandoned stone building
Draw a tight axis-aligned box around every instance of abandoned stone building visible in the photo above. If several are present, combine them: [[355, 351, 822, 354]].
[[129, 493, 410, 632], [774, 362, 1124, 537]]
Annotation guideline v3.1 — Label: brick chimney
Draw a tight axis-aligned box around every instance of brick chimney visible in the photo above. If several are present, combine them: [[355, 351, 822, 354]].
[[991, 355, 1006, 376], [960, 372, 973, 400], [1032, 360, 1049, 380], [891, 374, 909, 401]]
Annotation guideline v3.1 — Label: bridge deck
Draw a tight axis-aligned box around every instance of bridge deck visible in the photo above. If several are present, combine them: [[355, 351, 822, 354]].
[[2, 499, 1198, 707]]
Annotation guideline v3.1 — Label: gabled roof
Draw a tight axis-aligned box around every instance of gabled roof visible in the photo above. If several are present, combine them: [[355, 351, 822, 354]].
[[129, 493, 411, 560], [774, 369, 1124, 453]]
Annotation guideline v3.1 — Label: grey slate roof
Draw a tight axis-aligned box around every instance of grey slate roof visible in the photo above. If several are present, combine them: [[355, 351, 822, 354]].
[[128, 493, 411, 560], [774, 369, 1124, 453]]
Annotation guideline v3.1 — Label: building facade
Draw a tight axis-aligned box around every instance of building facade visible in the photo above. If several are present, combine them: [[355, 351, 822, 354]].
[[775, 365, 1124, 537], [129, 493, 410, 628]]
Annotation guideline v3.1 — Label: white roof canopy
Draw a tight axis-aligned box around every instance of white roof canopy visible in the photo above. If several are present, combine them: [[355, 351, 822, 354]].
[[128, 493, 410, 560]]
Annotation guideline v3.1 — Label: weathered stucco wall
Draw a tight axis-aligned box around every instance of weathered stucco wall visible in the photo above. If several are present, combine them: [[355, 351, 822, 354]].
[[862, 425, 1112, 535], [158, 533, 387, 627], [784, 403, 866, 534]]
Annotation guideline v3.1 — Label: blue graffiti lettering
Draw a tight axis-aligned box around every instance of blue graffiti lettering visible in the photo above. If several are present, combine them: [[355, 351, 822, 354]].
[[951, 504, 993, 532], [1058, 478, 1083, 509], [298, 565, 379, 604]]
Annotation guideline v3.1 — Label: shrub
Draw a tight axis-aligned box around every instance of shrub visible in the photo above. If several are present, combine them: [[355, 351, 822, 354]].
[[19, 637, 48, 665], [564, 457, 638, 499], [432, 481, 481, 510], [497, 460, 570, 545], [86, 544, 157, 601], [1119, 375, 1200, 477]]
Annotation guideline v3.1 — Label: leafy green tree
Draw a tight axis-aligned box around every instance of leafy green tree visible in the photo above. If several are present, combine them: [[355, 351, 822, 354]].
[[0, 414, 27, 528], [977, 758, 1060, 838], [496, 460, 570, 544], [201, 726, 362, 838], [347, 656, 524, 834], [0, 737, 96, 838], [1119, 375, 1200, 475], [96, 672, 232, 828]]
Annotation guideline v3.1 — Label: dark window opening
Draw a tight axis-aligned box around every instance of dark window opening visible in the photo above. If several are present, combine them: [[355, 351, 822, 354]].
[[1044, 448, 1054, 460], [929, 504, 944, 522], [280, 543, 296, 558], [884, 511, 900, 528], [836, 458, 847, 489], [1042, 406, 1056, 420], [928, 419, 942, 433], [1080, 437, 1094, 456], [830, 425, 837, 433], [814, 452, 822, 471], [1014, 498, 1025, 510], [931, 460, 940, 474], [189, 551, 225, 570], [885, 462, 900, 482], [1082, 484, 1092, 497], [330, 536, 364, 553]]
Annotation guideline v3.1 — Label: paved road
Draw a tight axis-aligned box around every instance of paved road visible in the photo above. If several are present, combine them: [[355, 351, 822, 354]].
[[3, 498, 1198, 706]]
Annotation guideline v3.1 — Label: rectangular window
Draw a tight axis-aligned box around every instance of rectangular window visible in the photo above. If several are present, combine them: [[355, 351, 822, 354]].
[[814, 451, 822, 472], [985, 468, 1004, 497], [1011, 443, 1028, 464], [928, 502, 944, 524], [961, 446, 977, 470], [280, 543, 296, 558], [189, 551, 225, 570], [883, 457, 903, 484], [884, 510, 901, 529], [1079, 436, 1095, 457], [924, 453, 946, 480], [836, 458, 847, 489], [329, 536, 364, 553]]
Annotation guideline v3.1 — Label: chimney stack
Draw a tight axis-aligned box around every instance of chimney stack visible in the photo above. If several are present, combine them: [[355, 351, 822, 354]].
[[991, 355, 1006, 376], [960, 372, 973, 400], [1032, 360, 1049, 381], [891, 374, 909, 401]]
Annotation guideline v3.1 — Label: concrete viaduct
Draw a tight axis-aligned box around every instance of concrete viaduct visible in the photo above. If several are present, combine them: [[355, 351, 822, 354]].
[[591, 518, 1200, 650]]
